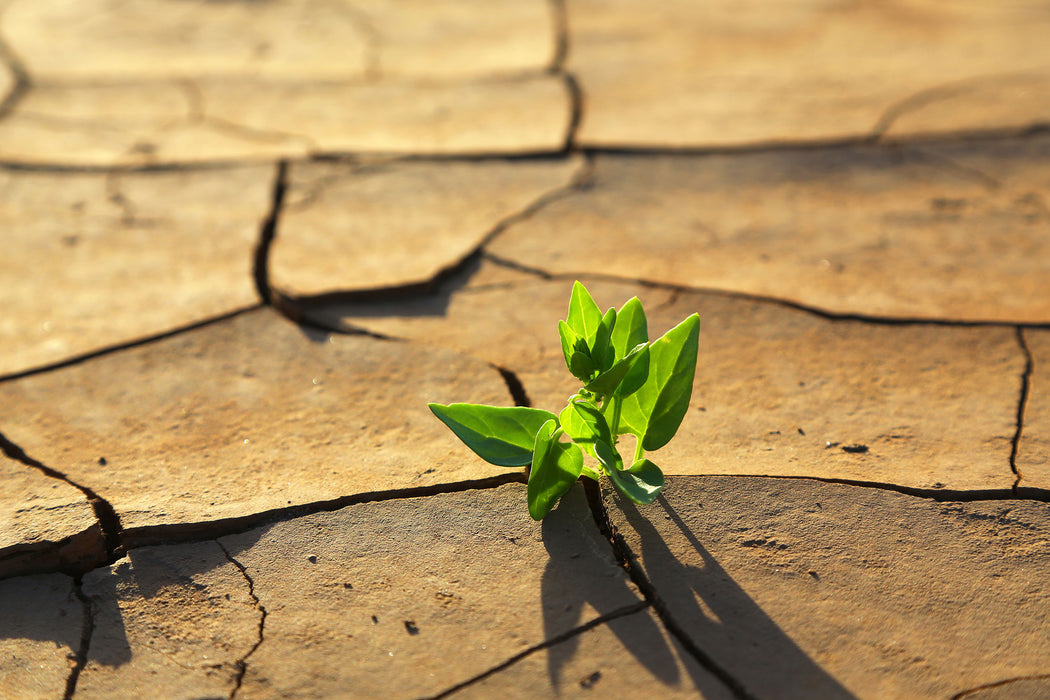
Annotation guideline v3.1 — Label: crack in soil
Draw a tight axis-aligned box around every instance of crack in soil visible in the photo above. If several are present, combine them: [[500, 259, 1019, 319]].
[[271, 153, 592, 332], [560, 73, 583, 153], [120, 473, 526, 553], [493, 365, 531, 407], [719, 473, 1050, 504], [951, 674, 1050, 699], [547, 0, 568, 74], [0, 4, 30, 121], [904, 145, 1003, 191], [62, 575, 94, 700], [0, 305, 263, 384], [424, 600, 650, 699], [476, 262, 1050, 330], [217, 540, 267, 700], [253, 160, 288, 305], [1009, 327, 1034, 493], [0, 430, 123, 566], [581, 479, 756, 700]]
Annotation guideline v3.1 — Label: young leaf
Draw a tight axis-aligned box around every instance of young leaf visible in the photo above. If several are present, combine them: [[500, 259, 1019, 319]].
[[559, 397, 614, 463], [592, 307, 617, 372], [558, 320, 581, 375], [611, 297, 648, 356], [565, 281, 603, 341], [607, 458, 665, 505], [585, 342, 649, 396], [527, 420, 584, 520], [569, 350, 597, 382], [428, 403, 558, 467], [618, 313, 700, 450], [610, 298, 651, 396]]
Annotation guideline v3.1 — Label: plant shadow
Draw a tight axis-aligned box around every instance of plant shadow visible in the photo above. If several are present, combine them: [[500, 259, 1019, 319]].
[[537, 485, 730, 696], [610, 491, 857, 700]]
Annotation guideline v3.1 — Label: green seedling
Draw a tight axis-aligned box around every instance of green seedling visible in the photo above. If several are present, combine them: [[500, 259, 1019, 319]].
[[429, 281, 699, 520]]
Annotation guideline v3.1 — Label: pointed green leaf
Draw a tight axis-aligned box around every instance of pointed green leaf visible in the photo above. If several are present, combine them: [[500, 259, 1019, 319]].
[[558, 320, 581, 374], [607, 458, 665, 504], [565, 281, 603, 341], [618, 314, 700, 450], [611, 297, 648, 357], [559, 397, 613, 462], [428, 403, 558, 467], [569, 351, 596, 382], [585, 342, 648, 396], [528, 420, 584, 520], [592, 307, 617, 372]]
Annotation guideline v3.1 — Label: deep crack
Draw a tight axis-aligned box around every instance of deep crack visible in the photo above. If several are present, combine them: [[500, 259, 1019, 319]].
[[0, 305, 263, 384], [474, 264, 1050, 330], [547, 0, 568, 74], [424, 600, 650, 699], [1010, 327, 1034, 494], [272, 153, 591, 332], [253, 160, 288, 305], [494, 365, 532, 407], [0, 430, 123, 567], [951, 674, 1050, 700], [581, 479, 757, 700], [62, 575, 94, 700], [120, 473, 526, 552], [0, 13, 30, 121], [217, 541, 267, 700]]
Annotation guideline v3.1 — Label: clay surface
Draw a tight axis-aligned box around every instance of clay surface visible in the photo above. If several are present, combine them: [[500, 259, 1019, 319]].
[[569, 0, 1050, 147], [488, 143, 1050, 323], [605, 476, 1050, 699]]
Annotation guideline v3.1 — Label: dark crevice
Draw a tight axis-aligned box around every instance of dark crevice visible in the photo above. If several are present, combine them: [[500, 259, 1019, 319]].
[[0, 304, 263, 384], [561, 73, 584, 153], [0, 430, 124, 564], [425, 600, 650, 699], [581, 479, 756, 700], [547, 0, 568, 74], [904, 145, 1003, 191], [951, 674, 1050, 700], [869, 80, 976, 142], [62, 576, 94, 700], [253, 160, 288, 305], [120, 473, 526, 552], [270, 155, 591, 334], [1009, 327, 1034, 493], [715, 473, 1050, 503], [217, 541, 267, 700], [0, 22, 31, 121], [481, 251, 553, 280], [475, 264, 1050, 330], [493, 365, 531, 407]]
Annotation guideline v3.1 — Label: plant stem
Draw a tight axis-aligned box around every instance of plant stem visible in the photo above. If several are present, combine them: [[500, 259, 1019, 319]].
[[634, 438, 644, 463], [608, 395, 623, 441]]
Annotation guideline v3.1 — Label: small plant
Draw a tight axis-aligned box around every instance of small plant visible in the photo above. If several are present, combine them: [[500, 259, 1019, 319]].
[[429, 281, 699, 520]]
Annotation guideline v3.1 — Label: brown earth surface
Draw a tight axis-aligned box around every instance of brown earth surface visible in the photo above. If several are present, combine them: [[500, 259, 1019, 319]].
[[1, 1, 1048, 698]]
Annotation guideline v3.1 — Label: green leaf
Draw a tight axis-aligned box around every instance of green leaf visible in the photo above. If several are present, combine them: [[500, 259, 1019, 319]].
[[611, 297, 648, 356], [585, 342, 649, 396], [618, 313, 700, 450], [559, 397, 613, 462], [592, 307, 617, 372], [569, 351, 596, 382], [428, 403, 558, 467], [609, 298, 650, 396], [565, 281, 603, 342], [527, 420, 584, 520], [607, 458, 665, 505], [558, 320, 581, 375]]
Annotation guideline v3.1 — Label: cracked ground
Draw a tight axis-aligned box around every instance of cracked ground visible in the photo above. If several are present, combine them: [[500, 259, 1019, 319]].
[[2, 1, 1050, 698]]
